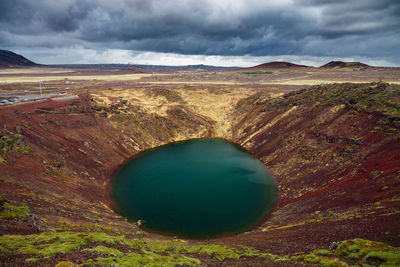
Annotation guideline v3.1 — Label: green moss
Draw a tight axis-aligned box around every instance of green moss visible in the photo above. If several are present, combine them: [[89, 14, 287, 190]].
[[303, 253, 321, 263], [291, 239, 400, 267], [0, 232, 96, 257], [365, 251, 400, 266], [292, 253, 348, 266], [81, 223, 111, 231], [337, 239, 400, 265], [314, 249, 334, 256], [315, 82, 400, 119], [84, 245, 123, 256], [55, 261, 76, 267], [25, 257, 41, 262], [260, 252, 288, 262], [0, 231, 279, 264], [139, 238, 250, 261], [139, 238, 287, 262], [0, 203, 30, 221], [82, 251, 201, 267], [4, 232, 396, 267], [319, 258, 348, 267], [57, 221, 111, 231], [189, 244, 242, 261]]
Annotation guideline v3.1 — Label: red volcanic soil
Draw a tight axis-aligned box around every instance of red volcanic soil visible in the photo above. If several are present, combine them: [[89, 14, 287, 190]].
[[0, 91, 210, 234], [0, 82, 399, 265], [225, 82, 400, 253]]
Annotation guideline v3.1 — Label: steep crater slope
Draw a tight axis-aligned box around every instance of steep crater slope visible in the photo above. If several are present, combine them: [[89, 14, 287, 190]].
[[0, 86, 260, 235], [0, 83, 399, 266], [222, 82, 400, 252]]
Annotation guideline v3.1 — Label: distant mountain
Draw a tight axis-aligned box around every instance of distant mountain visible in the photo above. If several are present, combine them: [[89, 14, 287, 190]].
[[244, 61, 308, 70], [0, 50, 38, 68], [320, 61, 370, 68]]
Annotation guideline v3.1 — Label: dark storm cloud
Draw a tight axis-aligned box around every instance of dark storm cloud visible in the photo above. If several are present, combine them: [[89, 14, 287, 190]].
[[0, 0, 399, 63], [302, 0, 400, 37]]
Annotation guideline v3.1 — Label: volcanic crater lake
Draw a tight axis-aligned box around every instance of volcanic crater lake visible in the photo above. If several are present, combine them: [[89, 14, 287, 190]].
[[111, 139, 278, 238]]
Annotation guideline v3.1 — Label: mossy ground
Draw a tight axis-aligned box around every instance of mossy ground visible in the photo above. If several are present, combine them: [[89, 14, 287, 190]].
[[0, 230, 286, 266], [314, 82, 400, 120], [292, 239, 400, 267], [337, 239, 400, 266], [0, 229, 398, 266]]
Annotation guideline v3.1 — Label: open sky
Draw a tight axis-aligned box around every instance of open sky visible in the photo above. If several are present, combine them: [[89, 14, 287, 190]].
[[1, 0, 399, 67]]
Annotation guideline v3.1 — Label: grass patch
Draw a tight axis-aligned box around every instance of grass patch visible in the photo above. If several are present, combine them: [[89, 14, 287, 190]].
[[55, 262, 75, 267]]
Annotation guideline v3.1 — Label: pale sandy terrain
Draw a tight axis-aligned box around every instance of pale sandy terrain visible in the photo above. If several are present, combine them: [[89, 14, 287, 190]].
[[0, 73, 154, 83], [1, 66, 400, 86], [0, 67, 74, 74], [176, 87, 257, 138], [139, 81, 244, 85]]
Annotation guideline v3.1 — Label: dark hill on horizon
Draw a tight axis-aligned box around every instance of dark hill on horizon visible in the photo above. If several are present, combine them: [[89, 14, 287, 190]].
[[0, 50, 38, 68], [321, 61, 370, 68], [244, 61, 308, 70]]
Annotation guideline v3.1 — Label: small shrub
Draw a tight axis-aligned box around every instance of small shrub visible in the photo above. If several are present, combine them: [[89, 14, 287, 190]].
[[0, 131, 30, 159]]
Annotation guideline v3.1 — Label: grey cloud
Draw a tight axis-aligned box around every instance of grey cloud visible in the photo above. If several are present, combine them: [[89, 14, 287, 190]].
[[0, 0, 399, 64]]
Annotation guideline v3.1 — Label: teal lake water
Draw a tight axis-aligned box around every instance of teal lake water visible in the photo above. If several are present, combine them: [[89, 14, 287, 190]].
[[111, 139, 277, 238]]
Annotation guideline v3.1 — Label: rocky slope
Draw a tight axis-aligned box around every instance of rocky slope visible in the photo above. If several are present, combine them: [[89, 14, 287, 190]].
[[0, 82, 399, 266]]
